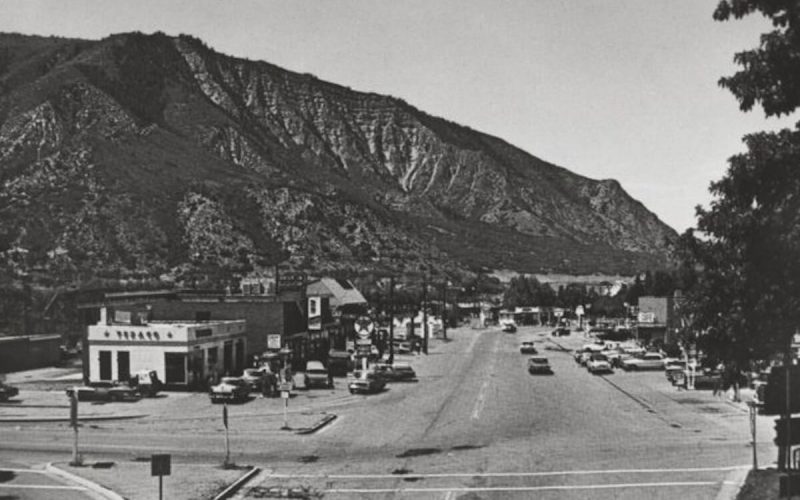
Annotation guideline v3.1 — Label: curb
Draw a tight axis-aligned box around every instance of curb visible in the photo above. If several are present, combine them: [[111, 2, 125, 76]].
[[212, 466, 260, 500], [46, 462, 125, 500], [714, 466, 750, 500], [295, 414, 337, 435], [0, 414, 148, 423]]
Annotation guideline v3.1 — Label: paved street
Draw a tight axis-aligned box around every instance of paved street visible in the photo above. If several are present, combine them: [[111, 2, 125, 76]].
[[0, 325, 777, 499]]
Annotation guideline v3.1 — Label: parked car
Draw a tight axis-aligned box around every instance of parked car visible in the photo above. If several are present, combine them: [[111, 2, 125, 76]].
[[241, 368, 269, 392], [373, 362, 416, 382], [551, 327, 570, 337], [501, 323, 517, 333], [209, 377, 251, 403], [665, 360, 688, 385], [586, 353, 613, 374], [621, 352, 666, 371], [520, 342, 538, 354], [392, 341, 412, 355], [528, 356, 553, 375], [128, 370, 162, 397], [348, 371, 386, 394], [66, 381, 141, 402], [304, 360, 332, 389], [0, 381, 19, 402]]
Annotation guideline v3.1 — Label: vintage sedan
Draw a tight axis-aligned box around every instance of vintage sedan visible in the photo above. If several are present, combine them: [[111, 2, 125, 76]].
[[304, 361, 332, 389], [586, 353, 614, 374], [528, 356, 553, 375], [209, 377, 251, 403], [621, 352, 666, 371], [348, 371, 386, 394], [373, 362, 416, 382], [0, 381, 19, 402], [66, 381, 141, 402], [519, 342, 538, 355]]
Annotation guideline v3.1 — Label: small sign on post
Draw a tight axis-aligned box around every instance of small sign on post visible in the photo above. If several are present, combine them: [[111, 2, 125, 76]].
[[279, 382, 292, 430], [69, 388, 80, 466], [151, 454, 171, 500]]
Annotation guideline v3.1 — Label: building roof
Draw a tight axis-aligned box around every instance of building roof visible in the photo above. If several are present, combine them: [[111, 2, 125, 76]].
[[306, 277, 367, 308]]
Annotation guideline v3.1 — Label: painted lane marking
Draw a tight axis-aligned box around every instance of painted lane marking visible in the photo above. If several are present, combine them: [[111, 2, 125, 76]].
[[265, 465, 749, 480], [325, 481, 718, 494]]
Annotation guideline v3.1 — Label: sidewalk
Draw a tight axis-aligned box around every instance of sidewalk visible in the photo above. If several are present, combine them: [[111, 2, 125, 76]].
[[51, 458, 254, 500]]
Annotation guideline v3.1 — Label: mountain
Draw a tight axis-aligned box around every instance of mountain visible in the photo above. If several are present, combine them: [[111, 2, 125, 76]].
[[0, 32, 676, 285]]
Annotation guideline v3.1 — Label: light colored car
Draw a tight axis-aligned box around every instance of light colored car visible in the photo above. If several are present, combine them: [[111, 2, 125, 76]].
[[209, 377, 251, 403], [621, 352, 666, 371], [528, 356, 553, 375], [586, 353, 613, 374], [304, 360, 332, 389], [241, 368, 268, 392]]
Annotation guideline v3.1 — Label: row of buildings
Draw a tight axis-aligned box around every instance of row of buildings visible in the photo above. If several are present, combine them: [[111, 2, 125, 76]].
[[80, 276, 370, 388]]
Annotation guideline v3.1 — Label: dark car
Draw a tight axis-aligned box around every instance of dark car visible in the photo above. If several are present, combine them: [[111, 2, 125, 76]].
[[66, 381, 141, 402], [348, 371, 386, 394], [0, 381, 19, 402], [520, 342, 538, 354], [373, 362, 417, 382], [528, 356, 553, 375], [551, 327, 570, 337]]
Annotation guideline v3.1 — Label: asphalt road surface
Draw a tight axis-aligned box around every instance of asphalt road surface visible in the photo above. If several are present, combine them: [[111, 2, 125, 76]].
[[0, 325, 774, 499]]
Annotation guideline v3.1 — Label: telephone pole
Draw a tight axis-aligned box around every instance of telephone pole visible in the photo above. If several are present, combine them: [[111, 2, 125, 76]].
[[441, 281, 447, 340], [422, 275, 429, 355], [388, 276, 395, 364]]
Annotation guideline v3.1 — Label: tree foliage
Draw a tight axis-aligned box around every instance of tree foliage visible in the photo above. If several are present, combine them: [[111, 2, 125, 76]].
[[677, 0, 800, 365]]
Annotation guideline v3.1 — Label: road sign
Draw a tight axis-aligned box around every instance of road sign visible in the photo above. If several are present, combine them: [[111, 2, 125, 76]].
[[575, 305, 585, 316], [281, 390, 290, 399], [355, 317, 375, 340], [151, 454, 171, 476], [278, 382, 293, 392], [267, 334, 281, 350]]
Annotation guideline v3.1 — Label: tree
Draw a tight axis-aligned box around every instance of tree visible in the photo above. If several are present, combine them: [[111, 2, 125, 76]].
[[678, 1, 800, 369]]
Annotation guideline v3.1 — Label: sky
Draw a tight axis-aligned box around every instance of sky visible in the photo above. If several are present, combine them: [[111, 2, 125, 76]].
[[2, 0, 797, 233]]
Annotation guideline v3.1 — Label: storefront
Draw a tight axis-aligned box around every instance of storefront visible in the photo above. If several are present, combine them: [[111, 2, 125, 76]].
[[87, 308, 247, 389]]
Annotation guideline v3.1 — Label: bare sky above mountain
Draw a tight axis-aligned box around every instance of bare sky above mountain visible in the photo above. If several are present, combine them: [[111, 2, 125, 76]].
[[2, 0, 796, 232]]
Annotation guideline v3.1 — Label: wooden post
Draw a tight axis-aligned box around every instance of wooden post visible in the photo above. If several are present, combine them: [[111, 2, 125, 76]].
[[388, 277, 395, 364]]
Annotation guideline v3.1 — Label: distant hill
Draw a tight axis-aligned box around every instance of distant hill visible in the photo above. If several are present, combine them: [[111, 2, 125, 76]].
[[0, 32, 677, 286]]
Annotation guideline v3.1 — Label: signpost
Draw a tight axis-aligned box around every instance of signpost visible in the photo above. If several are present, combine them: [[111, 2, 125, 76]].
[[69, 387, 80, 466], [222, 403, 230, 466], [279, 382, 292, 429], [151, 454, 171, 500]]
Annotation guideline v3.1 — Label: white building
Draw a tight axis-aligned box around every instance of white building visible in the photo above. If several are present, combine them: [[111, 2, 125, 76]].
[[87, 308, 247, 387]]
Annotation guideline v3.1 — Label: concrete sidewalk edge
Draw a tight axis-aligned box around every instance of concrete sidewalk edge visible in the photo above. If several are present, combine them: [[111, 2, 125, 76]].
[[0, 414, 148, 423], [47, 462, 125, 500], [212, 466, 260, 500], [714, 466, 750, 500], [295, 413, 337, 435]]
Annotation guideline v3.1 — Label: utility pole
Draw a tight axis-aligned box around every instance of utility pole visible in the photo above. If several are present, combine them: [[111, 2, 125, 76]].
[[422, 275, 429, 355], [441, 282, 447, 340], [388, 276, 395, 364]]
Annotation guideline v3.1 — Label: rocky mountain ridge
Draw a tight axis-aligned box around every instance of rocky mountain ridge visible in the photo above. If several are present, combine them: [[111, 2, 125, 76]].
[[0, 32, 677, 285]]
